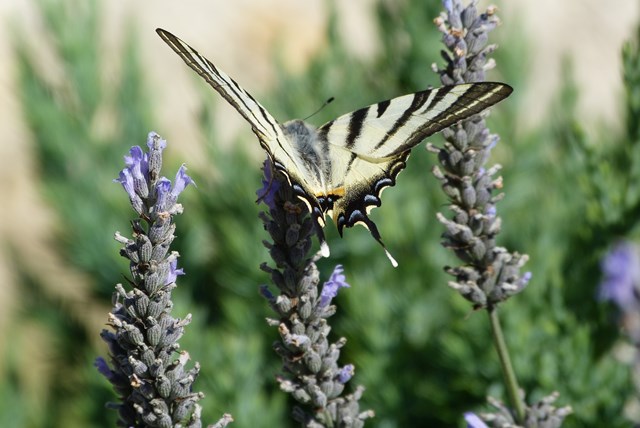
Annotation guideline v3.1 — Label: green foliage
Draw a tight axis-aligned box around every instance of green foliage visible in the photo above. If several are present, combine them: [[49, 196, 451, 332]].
[[5, 0, 640, 426]]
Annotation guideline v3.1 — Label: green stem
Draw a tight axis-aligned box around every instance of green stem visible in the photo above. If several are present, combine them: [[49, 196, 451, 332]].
[[488, 306, 525, 423]]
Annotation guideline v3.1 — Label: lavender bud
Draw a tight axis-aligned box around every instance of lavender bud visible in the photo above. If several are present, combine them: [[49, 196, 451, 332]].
[[470, 238, 487, 260], [329, 383, 345, 399], [449, 149, 463, 165], [320, 379, 335, 398], [276, 295, 293, 313], [144, 270, 164, 295], [129, 356, 148, 376], [125, 324, 145, 347], [286, 223, 301, 246], [291, 387, 312, 403], [148, 215, 171, 244], [146, 132, 167, 180], [304, 351, 322, 373], [137, 234, 153, 263], [461, 178, 477, 207], [309, 385, 328, 408], [146, 322, 162, 347], [460, 3, 477, 28], [151, 241, 171, 264], [146, 298, 163, 318], [298, 299, 313, 320]]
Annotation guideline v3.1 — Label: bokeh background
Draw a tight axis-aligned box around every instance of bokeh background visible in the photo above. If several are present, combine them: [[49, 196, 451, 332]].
[[2, 0, 640, 426]]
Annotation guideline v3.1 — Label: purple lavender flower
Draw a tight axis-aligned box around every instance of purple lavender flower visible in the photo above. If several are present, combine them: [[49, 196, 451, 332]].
[[124, 145, 150, 199], [337, 364, 355, 384], [153, 166, 195, 214], [599, 242, 640, 311], [464, 412, 489, 428], [171, 164, 196, 198], [319, 265, 350, 308], [114, 168, 144, 214], [256, 159, 280, 210], [115, 168, 135, 200], [124, 146, 149, 181], [166, 257, 185, 285], [94, 357, 115, 381]]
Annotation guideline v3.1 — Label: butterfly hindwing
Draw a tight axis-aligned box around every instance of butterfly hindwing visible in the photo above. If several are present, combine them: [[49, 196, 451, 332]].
[[323, 149, 410, 267]]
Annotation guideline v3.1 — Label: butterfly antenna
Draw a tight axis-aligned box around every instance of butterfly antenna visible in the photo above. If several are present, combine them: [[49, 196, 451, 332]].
[[303, 97, 335, 121]]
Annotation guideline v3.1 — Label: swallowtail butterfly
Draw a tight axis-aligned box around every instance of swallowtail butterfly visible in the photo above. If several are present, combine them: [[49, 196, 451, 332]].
[[156, 28, 512, 267]]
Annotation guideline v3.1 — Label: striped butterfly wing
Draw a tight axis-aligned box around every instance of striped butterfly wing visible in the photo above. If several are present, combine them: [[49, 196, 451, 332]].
[[156, 29, 319, 195], [156, 29, 285, 151], [316, 83, 512, 266], [156, 28, 331, 253], [319, 83, 513, 159]]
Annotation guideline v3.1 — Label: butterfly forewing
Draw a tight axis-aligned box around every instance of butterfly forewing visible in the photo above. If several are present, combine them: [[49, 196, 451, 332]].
[[156, 29, 299, 165], [319, 83, 512, 159]]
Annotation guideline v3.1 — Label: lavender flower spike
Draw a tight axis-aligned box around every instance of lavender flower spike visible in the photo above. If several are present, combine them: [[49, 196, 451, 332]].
[[435, 2, 572, 426], [258, 160, 373, 427], [429, 0, 529, 308], [99, 132, 231, 428]]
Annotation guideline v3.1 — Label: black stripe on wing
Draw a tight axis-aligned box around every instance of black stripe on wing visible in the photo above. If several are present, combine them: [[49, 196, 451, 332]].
[[370, 87, 446, 151], [376, 100, 391, 117], [346, 108, 368, 149], [381, 83, 512, 157]]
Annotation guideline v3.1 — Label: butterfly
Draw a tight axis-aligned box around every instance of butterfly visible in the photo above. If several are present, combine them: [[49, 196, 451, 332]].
[[156, 28, 512, 267]]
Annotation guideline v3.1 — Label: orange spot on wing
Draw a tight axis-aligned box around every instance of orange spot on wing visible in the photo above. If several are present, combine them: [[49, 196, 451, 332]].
[[315, 187, 345, 198]]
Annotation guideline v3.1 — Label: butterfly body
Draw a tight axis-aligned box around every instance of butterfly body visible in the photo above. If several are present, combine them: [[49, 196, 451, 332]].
[[156, 28, 512, 266]]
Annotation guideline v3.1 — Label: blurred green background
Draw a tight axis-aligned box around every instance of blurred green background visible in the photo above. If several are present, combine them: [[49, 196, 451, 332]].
[[2, 0, 640, 426]]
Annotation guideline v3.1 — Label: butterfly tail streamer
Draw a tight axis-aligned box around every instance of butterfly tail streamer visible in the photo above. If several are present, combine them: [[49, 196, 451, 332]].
[[354, 218, 398, 268]]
